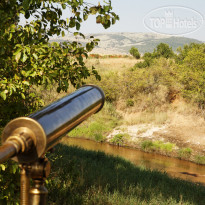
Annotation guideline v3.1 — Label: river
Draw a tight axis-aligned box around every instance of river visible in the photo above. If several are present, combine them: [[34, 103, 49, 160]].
[[66, 138, 205, 185]]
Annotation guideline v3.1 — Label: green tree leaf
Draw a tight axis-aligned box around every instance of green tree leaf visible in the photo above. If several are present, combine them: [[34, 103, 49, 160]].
[[15, 51, 21, 62], [22, 53, 28, 62], [83, 13, 88, 21], [0, 92, 6, 100], [21, 93, 25, 99]]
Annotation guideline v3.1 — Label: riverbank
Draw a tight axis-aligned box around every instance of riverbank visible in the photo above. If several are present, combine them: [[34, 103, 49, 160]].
[[106, 115, 205, 164], [68, 100, 205, 165]]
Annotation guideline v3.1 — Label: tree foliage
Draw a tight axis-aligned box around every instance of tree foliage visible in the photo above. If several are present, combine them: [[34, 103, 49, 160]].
[[175, 43, 204, 64], [133, 42, 205, 108], [0, 161, 20, 204], [0, 0, 119, 125], [176, 43, 205, 107], [134, 43, 174, 69], [0, 0, 119, 203], [153, 43, 174, 59], [129, 47, 140, 59]]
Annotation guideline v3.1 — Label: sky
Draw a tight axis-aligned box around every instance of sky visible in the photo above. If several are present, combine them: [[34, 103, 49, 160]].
[[76, 0, 205, 42], [20, 0, 205, 42]]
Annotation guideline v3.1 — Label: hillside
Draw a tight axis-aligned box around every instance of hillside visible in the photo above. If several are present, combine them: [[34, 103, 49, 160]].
[[50, 32, 202, 54]]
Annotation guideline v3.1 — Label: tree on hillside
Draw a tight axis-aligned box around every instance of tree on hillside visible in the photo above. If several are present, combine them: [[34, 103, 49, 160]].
[[175, 43, 204, 64], [0, 0, 119, 125], [153, 43, 174, 59], [129, 47, 140, 59], [134, 43, 174, 69], [175, 43, 205, 107]]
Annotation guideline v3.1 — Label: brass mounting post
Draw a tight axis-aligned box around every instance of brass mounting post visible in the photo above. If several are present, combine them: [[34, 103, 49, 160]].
[[20, 158, 51, 205], [20, 165, 30, 205]]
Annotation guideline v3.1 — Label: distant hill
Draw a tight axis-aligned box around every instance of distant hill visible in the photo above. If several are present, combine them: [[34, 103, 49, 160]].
[[50, 32, 202, 55]]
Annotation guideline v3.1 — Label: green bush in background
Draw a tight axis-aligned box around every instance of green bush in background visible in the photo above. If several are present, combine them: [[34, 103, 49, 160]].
[[129, 47, 141, 59]]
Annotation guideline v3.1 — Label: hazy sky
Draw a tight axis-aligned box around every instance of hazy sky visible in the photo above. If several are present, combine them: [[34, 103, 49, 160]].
[[20, 0, 205, 41], [76, 0, 205, 42]]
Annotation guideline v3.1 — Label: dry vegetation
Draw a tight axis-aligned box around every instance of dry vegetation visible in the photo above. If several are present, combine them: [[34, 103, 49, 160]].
[[83, 55, 205, 161], [85, 57, 141, 73]]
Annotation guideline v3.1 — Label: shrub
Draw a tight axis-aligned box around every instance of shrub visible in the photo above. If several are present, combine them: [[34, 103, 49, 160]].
[[153, 43, 174, 59], [194, 155, 205, 165], [110, 134, 124, 146], [134, 52, 154, 69], [126, 99, 134, 107], [0, 161, 20, 204], [94, 133, 105, 142], [141, 140, 154, 151], [110, 133, 130, 146], [178, 148, 192, 159], [129, 47, 140, 59], [134, 61, 149, 68], [141, 140, 175, 153]]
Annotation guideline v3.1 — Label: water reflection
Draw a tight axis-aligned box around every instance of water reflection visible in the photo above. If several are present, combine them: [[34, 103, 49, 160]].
[[65, 138, 205, 185]]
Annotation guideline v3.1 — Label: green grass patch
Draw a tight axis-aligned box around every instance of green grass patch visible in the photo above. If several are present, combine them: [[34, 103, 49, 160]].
[[194, 155, 205, 165], [141, 140, 175, 154], [178, 148, 192, 159], [110, 133, 131, 146], [46, 143, 205, 204]]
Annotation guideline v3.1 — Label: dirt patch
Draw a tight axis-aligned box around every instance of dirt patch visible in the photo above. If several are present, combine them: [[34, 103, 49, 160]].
[[157, 126, 205, 154], [106, 113, 205, 157]]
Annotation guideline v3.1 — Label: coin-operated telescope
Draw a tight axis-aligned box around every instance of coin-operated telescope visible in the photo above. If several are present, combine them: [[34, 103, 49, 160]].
[[0, 85, 105, 205]]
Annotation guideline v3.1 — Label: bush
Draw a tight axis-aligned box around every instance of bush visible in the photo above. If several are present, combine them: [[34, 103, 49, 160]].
[[94, 133, 105, 142], [176, 43, 205, 107], [178, 148, 192, 159], [134, 52, 154, 69], [141, 140, 175, 153], [0, 161, 20, 204], [110, 133, 130, 146], [194, 155, 205, 165], [153, 43, 174, 59], [141, 140, 154, 151], [129, 47, 140, 59], [126, 99, 134, 107], [134, 61, 150, 68]]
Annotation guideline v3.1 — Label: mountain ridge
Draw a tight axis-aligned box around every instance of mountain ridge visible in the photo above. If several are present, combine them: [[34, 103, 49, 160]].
[[50, 32, 202, 55]]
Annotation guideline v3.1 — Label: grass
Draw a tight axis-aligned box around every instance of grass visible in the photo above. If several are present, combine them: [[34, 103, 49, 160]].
[[123, 112, 168, 125], [68, 102, 121, 141], [109, 133, 131, 146], [195, 155, 205, 165], [141, 140, 175, 154], [178, 148, 193, 160], [85, 57, 140, 74], [46, 143, 205, 205]]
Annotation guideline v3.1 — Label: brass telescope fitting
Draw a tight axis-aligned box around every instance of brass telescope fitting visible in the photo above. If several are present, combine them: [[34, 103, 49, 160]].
[[1, 118, 46, 164]]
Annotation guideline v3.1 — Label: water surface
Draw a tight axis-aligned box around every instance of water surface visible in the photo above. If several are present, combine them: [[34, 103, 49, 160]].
[[66, 138, 205, 185]]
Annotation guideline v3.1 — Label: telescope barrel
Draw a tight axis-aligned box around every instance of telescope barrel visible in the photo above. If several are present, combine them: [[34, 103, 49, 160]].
[[1, 85, 105, 164], [30, 85, 104, 150], [0, 143, 17, 164]]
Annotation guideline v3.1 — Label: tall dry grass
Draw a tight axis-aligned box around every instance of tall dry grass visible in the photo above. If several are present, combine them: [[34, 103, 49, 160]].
[[85, 57, 141, 73]]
